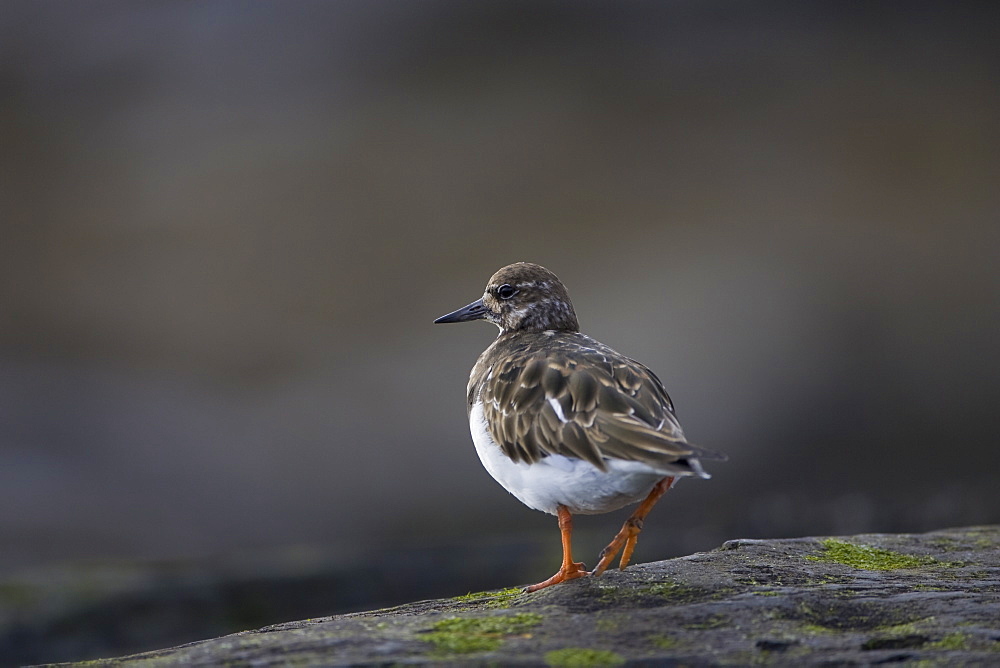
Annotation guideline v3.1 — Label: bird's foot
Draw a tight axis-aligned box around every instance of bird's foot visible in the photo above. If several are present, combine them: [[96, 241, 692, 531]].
[[592, 517, 643, 576], [523, 560, 588, 592]]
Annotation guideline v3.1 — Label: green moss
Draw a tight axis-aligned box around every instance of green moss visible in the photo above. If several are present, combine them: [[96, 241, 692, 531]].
[[807, 539, 937, 570], [595, 617, 621, 632], [929, 536, 961, 551], [544, 648, 626, 667], [423, 612, 543, 654], [874, 618, 934, 635], [595, 584, 633, 603], [752, 589, 783, 597], [641, 580, 729, 605], [644, 581, 697, 600], [452, 586, 523, 609], [681, 614, 728, 630], [649, 634, 679, 649], [929, 632, 971, 650]]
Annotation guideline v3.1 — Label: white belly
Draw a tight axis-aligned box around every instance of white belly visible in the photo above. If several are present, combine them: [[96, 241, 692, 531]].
[[469, 402, 670, 516]]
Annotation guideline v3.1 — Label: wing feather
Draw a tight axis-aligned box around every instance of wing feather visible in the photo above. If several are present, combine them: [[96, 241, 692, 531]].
[[477, 332, 723, 473]]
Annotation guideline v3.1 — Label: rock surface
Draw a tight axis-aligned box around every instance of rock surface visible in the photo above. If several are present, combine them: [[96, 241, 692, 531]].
[[48, 526, 1000, 666]]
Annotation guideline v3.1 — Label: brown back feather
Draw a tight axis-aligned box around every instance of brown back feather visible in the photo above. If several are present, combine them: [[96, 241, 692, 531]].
[[472, 331, 716, 473]]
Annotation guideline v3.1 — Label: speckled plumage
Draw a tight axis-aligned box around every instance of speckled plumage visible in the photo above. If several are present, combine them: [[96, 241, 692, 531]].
[[468, 329, 709, 477], [436, 262, 724, 517]]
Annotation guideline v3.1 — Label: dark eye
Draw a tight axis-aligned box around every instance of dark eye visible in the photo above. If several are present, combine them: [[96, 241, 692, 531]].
[[497, 284, 517, 300]]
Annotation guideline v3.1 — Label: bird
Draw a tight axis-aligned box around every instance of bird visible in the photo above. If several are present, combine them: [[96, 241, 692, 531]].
[[434, 262, 725, 592]]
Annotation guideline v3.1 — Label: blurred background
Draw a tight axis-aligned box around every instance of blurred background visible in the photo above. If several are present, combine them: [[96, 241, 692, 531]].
[[2, 0, 998, 663]]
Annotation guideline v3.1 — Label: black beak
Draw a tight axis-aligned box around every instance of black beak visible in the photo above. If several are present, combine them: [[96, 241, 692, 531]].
[[434, 298, 488, 324]]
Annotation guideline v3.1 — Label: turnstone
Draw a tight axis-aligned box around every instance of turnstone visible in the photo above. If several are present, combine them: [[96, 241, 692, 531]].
[[435, 262, 725, 592]]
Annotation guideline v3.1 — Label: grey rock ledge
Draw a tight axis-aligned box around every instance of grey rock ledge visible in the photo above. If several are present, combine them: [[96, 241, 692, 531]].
[[47, 525, 1000, 666]]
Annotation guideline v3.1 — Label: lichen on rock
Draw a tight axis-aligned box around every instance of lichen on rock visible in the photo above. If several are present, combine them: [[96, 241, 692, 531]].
[[48, 525, 1000, 666]]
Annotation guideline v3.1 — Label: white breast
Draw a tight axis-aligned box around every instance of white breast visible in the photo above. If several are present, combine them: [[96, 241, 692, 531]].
[[468, 402, 669, 516]]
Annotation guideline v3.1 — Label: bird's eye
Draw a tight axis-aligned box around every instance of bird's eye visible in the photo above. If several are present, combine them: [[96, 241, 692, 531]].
[[497, 284, 517, 300]]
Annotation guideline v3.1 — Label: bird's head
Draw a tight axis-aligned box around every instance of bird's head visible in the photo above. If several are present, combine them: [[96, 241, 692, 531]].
[[434, 262, 580, 334]]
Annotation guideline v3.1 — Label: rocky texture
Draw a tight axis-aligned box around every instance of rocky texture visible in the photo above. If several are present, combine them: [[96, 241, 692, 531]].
[[48, 526, 1000, 666], [2, 540, 543, 666]]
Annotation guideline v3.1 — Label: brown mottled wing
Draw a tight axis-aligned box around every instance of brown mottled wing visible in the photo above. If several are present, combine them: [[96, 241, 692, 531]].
[[479, 342, 713, 472]]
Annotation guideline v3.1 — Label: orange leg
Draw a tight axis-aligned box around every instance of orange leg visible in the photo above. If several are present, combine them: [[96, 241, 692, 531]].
[[524, 505, 589, 592], [592, 476, 675, 576]]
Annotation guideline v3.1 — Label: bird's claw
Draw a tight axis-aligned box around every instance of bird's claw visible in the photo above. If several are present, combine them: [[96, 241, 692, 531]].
[[524, 560, 588, 592]]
